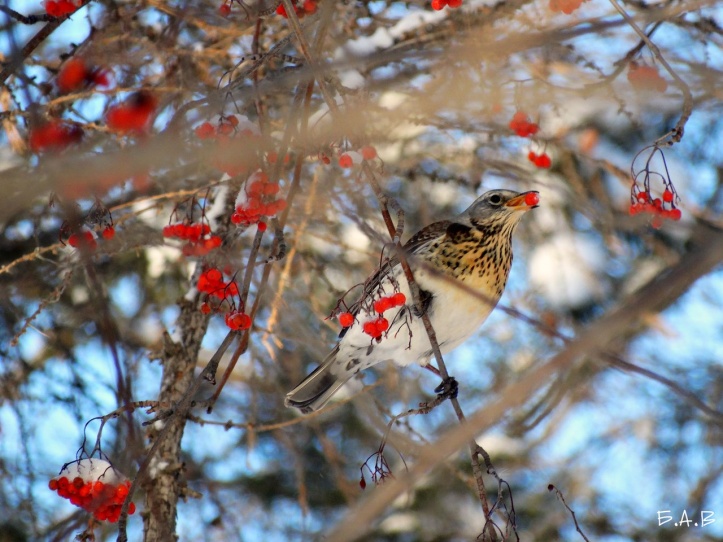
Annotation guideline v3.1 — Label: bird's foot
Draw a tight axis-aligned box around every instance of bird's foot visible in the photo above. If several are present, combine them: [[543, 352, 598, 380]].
[[434, 376, 458, 400]]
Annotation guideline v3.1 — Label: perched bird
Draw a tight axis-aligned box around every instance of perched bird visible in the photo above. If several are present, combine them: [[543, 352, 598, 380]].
[[285, 189, 539, 413]]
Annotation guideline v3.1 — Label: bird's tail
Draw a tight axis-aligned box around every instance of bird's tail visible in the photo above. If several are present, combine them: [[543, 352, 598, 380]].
[[285, 347, 352, 414]]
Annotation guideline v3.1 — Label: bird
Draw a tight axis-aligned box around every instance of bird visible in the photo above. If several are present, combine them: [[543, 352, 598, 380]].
[[285, 189, 539, 413]]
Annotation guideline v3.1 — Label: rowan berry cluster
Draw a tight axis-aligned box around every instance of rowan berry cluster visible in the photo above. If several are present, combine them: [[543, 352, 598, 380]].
[[65, 227, 115, 250], [548, 0, 584, 15], [224, 310, 252, 330], [363, 317, 389, 339], [338, 145, 378, 168], [197, 268, 253, 331], [48, 459, 136, 523], [364, 292, 407, 338], [232, 171, 287, 228], [509, 111, 539, 137], [276, 0, 317, 19], [629, 188, 681, 227], [29, 120, 83, 153], [198, 267, 239, 301], [527, 151, 551, 169], [106, 91, 158, 134], [431, 0, 463, 10], [56, 58, 110, 94], [627, 63, 668, 93], [60, 203, 115, 251], [162, 221, 222, 256], [45, 0, 82, 17], [373, 293, 406, 314], [195, 115, 262, 176]]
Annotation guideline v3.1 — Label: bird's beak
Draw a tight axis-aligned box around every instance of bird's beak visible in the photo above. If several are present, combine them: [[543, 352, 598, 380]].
[[505, 191, 540, 210]]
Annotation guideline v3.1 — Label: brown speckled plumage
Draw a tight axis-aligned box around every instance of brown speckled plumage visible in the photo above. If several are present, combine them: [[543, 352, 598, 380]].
[[286, 189, 539, 413]]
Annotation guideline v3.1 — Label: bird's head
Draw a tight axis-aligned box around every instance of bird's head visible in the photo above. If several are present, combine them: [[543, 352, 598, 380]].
[[461, 189, 539, 229]]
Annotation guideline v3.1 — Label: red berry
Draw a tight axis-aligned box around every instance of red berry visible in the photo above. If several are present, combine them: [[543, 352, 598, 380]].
[[29, 120, 83, 152], [636, 191, 649, 203], [363, 321, 378, 337], [219, 3, 231, 16], [375, 317, 389, 333], [49, 479, 59, 491], [391, 292, 406, 306], [338, 153, 353, 168], [339, 312, 354, 327], [534, 153, 551, 168], [431, 0, 447, 10], [668, 208, 682, 221], [102, 226, 115, 240], [57, 58, 88, 93], [663, 189, 674, 203], [373, 297, 392, 314], [360, 145, 377, 160], [195, 122, 216, 139], [200, 302, 211, 314], [106, 92, 157, 134], [257, 221, 267, 232], [524, 192, 540, 206]]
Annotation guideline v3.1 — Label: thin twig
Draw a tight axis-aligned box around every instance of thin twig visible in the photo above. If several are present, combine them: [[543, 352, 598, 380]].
[[607, 0, 693, 145], [548, 484, 591, 542]]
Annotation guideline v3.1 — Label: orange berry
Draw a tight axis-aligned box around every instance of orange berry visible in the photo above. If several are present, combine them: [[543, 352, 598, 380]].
[[360, 145, 377, 160]]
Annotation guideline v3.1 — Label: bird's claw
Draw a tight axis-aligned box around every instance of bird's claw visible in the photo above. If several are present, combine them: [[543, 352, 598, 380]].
[[434, 376, 458, 400]]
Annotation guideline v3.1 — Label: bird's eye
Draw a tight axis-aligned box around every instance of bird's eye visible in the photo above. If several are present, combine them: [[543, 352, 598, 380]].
[[488, 194, 502, 205]]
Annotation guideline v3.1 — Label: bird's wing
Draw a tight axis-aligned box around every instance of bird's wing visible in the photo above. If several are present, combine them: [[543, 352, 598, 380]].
[[338, 220, 451, 338]]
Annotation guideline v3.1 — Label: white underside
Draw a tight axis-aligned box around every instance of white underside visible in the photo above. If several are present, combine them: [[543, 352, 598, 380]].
[[333, 266, 499, 372]]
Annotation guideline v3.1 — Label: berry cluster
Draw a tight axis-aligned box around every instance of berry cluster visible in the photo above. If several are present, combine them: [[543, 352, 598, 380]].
[[276, 0, 317, 19], [362, 293, 407, 339], [29, 120, 83, 153], [56, 58, 110, 94], [363, 317, 389, 339], [231, 171, 287, 228], [197, 268, 253, 331], [338, 145, 378, 168], [45, 0, 82, 17], [548, 0, 584, 14], [431, 0, 463, 10], [224, 310, 252, 330], [162, 221, 222, 256], [627, 63, 667, 93], [527, 151, 551, 169], [629, 189, 681, 228], [60, 202, 116, 252], [106, 91, 157, 134], [373, 293, 406, 314], [195, 115, 261, 176], [66, 226, 115, 250], [48, 459, 136, 523], [509, 111, 539, 137], [198, 267, 239, 301]]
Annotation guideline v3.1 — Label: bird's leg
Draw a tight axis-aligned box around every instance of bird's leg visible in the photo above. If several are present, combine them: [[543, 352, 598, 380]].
[[434, 376, 458, 400], [424, 364, 441, 377]]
